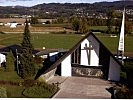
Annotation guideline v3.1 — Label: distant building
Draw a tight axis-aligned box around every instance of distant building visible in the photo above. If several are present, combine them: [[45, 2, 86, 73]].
[[5, 21, 18, 28], [38, 19, 57, 24], [0, 22, 4, 26], [0, 53, 6, 67]]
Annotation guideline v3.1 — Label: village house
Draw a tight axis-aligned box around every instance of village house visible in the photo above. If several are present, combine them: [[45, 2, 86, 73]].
[[0, 44, 66, 69], [0, 53, 6, 67], [5, 21, 18, 28]]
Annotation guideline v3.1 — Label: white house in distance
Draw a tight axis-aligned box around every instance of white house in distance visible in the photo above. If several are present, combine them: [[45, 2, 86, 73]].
[[0, 53, 6, 67], [35, 49, 60, 61], [36, 32, 125, 82], [5, 21, 18, 28]]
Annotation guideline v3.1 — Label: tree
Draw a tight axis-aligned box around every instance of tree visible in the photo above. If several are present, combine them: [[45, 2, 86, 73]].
[[106, 9, 114, 34], [30, 17, 39, 24], [79, 18, 88, 34], [19, 20, 35, 79], [71, 16, 80, 33], [57, 16, 64, 23], [114, 19, 121, 35], [45, 20, 51, 24], [125, 14, 132, 35], [6, 51, 15, 71]]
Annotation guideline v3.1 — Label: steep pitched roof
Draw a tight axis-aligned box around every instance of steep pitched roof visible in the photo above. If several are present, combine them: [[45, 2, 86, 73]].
[[0, 44, 39, 55], [36, 49, 59, 56], [40, 32, 125, 76]]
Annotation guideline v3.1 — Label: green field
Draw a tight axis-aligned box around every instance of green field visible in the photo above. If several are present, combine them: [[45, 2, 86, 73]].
[[98, 36, 133, 52], [0, 33, 133, 52]]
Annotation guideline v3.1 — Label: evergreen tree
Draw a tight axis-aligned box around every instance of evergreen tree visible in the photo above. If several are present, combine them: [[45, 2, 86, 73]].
[[6, 51, 15, 71], [19, 20, 35, 79]]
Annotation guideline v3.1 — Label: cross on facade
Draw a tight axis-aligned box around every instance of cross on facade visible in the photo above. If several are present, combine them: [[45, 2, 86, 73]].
[[82, 42, 93, 65]]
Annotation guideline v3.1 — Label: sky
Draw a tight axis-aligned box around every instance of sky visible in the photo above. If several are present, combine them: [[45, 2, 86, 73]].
[[0, 0, 124, 7]]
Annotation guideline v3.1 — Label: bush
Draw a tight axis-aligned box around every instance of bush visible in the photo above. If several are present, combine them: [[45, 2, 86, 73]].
[[23, 79, 36, 87], [51, 31, 67, 34], [34, 56, 44, 64], [0, 87, 7, 98], [124, 62, 133, 87], [115, 85, 133, 99], [23, 82, 59, 98]]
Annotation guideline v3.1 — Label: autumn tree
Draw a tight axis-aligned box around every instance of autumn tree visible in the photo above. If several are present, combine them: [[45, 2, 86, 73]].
[[71, 16, 80, 33], [19, 20, 35, 79], [79, 17, 88, 34]]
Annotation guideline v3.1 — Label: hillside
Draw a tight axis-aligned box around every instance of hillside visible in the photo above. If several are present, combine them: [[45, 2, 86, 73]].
[[0, 1, 132, 18]]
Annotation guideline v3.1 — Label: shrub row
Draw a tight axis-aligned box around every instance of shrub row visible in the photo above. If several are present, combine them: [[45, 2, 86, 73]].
[[0, 81, 20, 86], [23, 82, 59, 98], [0, 87, 7, 98]]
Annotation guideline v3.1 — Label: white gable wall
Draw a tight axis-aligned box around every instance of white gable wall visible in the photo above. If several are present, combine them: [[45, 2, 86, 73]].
[[61, 55, 72, 76], [80, 35, 99, 66], [80, 39, 89, 66], [90, 50, 99, 66], [108, 57, 120, 81]]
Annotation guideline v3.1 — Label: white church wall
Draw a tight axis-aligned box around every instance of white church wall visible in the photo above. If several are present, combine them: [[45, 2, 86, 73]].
[[108, 57, 120, 81], [80, 35, 99, 66], [61, 55, 72, 76], [80, 39, 89, 66], [90, 50, 99, 66]]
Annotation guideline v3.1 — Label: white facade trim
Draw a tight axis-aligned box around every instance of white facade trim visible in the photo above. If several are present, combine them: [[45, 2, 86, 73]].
[[61, 55, 72, 76]]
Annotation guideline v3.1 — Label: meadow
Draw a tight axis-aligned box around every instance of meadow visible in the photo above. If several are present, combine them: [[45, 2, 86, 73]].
[[0, 32, 133, 54]]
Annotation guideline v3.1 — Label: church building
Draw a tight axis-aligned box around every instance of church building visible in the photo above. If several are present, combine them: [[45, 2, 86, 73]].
[[36, 32, 125, 82]]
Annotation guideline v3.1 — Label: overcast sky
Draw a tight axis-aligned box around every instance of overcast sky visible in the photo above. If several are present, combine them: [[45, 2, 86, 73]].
[[0, 0, 124, 7]]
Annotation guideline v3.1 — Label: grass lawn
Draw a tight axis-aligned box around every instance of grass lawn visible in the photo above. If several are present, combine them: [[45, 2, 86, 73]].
[[0, 33, 82, 49], [1, 85, 25, 98], [0, 51, 59, 98], [89, 26, 107, 31], [0, 68, 23, 82], [97, 35, 133, 52], [32, 34, 82, 49], [0, 33, 133, 52], [0, 67, 58, 98]]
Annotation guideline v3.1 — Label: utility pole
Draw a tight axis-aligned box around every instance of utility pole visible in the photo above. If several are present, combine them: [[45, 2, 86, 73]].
[[16, 49, 19, 74]]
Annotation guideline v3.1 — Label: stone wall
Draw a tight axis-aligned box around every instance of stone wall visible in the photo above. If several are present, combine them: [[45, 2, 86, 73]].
[[41, 68, 57, 81], [72, 67, 103, 77]]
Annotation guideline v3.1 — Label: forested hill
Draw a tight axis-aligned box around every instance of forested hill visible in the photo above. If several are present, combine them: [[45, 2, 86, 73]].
[[0, 1, 133, 18], [32, 1, 133, 10]]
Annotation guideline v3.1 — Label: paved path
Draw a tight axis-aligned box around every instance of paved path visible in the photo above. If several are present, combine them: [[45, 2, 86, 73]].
[[48, 76, 114, 99]]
